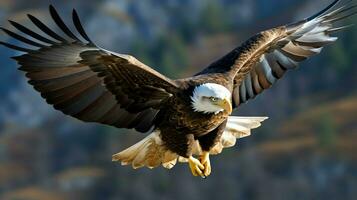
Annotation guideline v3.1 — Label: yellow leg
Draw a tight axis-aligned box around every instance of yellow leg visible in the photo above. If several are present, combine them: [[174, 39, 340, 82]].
[[188, 156, 205, 178], [200, 151, 211, 177]]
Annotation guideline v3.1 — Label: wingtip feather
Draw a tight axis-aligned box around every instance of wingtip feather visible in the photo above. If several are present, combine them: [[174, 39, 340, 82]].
[[49, 4, 80, 41], [72, 8, 93, 44], [0, 41, 33, 52], [307, 0, 341, 21], [49, 4, 56, 12]]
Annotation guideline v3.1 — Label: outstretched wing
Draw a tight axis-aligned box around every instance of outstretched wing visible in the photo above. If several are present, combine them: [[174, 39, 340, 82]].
[[0, 5, 178, 132], [198, 0, 356, 107]]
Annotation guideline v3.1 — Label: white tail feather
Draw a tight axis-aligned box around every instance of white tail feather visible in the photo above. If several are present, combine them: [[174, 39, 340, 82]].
[[112, 116, 268, 169]]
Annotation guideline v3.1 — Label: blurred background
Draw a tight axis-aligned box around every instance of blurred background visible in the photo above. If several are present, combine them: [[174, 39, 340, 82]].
[[0, 0, 356, 199]]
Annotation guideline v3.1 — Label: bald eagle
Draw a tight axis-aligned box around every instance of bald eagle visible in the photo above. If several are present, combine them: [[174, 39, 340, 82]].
[[0, 0, 355, 178]]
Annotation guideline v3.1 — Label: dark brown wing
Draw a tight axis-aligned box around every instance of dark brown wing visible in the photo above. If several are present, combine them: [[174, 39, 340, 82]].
[[0, 5, 178, 132], [197, 0, 356, 107]]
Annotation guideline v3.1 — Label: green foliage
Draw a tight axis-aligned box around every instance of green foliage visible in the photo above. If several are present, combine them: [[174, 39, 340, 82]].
[[199, 2, 230, 34], [177, 18, 199, 42], [131, 34, 189, 78], [158, 35, 189, 78]]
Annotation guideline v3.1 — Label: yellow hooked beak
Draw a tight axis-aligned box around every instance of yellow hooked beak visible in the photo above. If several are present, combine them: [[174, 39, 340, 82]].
[[216, 98, 233, 114]]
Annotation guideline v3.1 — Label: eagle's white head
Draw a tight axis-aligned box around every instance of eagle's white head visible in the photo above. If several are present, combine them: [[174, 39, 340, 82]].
[[191, 83, 232, 114]]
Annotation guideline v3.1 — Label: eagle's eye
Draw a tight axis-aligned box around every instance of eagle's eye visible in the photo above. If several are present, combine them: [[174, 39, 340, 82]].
[[209, 97, 219, 102]]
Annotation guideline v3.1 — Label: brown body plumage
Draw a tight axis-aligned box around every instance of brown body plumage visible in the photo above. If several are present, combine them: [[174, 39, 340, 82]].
[[0, 0, 355, 177], [158, 74, 233, 157]]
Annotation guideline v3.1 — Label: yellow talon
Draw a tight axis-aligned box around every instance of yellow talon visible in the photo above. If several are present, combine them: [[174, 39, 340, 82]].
[[200, 151, 211, 177], [188, 156, 205, 178]]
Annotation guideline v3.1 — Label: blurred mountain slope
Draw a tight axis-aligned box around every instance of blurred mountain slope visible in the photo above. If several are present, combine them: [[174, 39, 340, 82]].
[[248, 95, 357, 159]]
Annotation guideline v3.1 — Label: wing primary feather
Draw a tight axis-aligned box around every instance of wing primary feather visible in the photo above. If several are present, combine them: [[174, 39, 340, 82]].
[[307, 0, 340, 21], [323, 11, 357, 24], [49, 5, 81, 41], [0, 27, 46, 48], [286, 0, 346, 34], [324, 4, 357, 20], [72, 9, 93, 44], [8, 20, 57, 45], [327, 24, 355, 33], [27, 14, 67, 42], [205, 0, 355, 109], [319, 1, 353, 20], [0, 41, 33, 52]]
